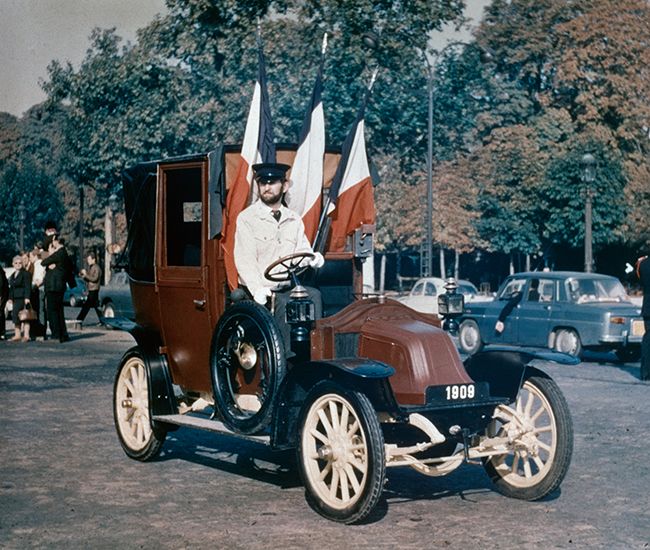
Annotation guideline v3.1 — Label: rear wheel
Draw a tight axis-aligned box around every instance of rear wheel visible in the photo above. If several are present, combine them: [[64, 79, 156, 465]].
[[459, 319, 483, 355], [103, 302, 116, 319], [113, 348, 166, 460], [298, 382, 385, 524], [483, 374, 573, 500], [553, 328, 581, 357]]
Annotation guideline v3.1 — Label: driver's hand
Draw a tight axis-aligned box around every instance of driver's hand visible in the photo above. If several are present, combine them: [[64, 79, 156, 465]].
[[495, 321, 504, 334], [309, 252, 325, 269], [253, 287, 272, 305]]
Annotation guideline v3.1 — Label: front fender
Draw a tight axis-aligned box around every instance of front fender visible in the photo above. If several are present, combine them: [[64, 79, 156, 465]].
[[464, 346, 578, 402], [270, 358, 397, 450]]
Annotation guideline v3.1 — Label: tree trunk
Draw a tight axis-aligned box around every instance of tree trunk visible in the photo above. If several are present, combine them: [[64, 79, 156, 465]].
[[439, 247, 446, 279], [454, 249, 460, 280], [379, 254, 386, 293], [509, 252, 515, 275], [525, 253, 530, 272]]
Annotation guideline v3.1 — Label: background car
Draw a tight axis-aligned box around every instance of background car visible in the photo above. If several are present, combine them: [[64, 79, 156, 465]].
[[64, 276, 88, 307], [100, 270, 134, 319], [458, 271, 643, 361], [398, 277, 493, 315]]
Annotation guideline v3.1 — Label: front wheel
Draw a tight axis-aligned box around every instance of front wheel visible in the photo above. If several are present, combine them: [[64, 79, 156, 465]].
[[113, 348, 166, 460], [298, 382, 385, 524], [458, 319, 483, 355], [483, 373, 573, 500]]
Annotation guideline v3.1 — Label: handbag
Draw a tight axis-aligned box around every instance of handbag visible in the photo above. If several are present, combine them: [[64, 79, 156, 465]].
[[18, 304, 37, 322]]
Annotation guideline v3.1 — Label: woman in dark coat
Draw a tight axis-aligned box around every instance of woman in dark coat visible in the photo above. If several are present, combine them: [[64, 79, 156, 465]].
[[8, 255, 32, 342]]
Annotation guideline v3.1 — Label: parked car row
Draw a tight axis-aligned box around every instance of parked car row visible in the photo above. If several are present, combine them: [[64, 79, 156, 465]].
[[397, 277, 494, 315]]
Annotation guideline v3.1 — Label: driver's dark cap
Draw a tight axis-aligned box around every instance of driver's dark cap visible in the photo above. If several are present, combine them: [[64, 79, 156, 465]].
[[252, 163, 290, 183]]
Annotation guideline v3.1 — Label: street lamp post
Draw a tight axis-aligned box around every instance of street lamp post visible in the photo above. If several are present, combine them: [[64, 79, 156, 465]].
[[420, 41, 469, 278], [18, 200, 25, 251], [104, 193, 119, 285], [581, 153, 596, 273]]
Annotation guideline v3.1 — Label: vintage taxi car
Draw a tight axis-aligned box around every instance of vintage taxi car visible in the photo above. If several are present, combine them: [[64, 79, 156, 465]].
[[111, 145, 576, 523], [458, 271, 644, 361]]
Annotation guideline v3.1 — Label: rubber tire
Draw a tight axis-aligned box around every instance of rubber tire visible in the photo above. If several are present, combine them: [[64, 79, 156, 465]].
[[103, 302, 116, 318], [298, 381, 385, 524], [483, 373, 573, 500], [615, 346, 641, 363], [554, 328, 582, 357], [211, 301, 286, 435], [458, 319, 483, 355], [113, 347, 166, 461]]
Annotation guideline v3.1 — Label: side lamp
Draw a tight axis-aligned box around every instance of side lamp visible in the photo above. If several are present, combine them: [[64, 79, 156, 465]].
[[438, 278, 465, 334]]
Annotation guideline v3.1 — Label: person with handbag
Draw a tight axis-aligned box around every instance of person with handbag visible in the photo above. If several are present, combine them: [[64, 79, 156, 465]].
[[8, 255, 32, 342]]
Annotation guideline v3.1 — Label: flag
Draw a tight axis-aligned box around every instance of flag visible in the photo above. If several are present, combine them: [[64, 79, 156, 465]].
[[285, 36, 327, 245], [320, 73, 376, 253], [222, 37, 276, 290]]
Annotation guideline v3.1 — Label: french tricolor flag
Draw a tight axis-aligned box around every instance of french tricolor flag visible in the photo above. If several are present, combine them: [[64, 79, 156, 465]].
[[285, 35, 327, 245], [322, 71, 376, 253], [222, 35, 276, 290]]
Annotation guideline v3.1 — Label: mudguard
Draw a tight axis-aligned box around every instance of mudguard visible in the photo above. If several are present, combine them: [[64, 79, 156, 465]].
[[124, 324, 178, 421], [464, 345, 579, 402], [271, 358, 397, 450]]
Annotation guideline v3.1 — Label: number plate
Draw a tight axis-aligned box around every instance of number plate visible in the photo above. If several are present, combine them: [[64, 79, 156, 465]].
[[632, 319, 645, 337], [445, 384, 475, 401]]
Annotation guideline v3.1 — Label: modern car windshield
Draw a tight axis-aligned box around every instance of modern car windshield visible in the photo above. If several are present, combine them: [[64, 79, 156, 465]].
[[566, 278, 629, 303], [457, 282, 477, 297], [498, 278, 526, 300]]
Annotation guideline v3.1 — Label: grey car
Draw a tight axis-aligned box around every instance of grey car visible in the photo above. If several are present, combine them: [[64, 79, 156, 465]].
[[458, 271, 644, 361], [100, 271, 134, 319]]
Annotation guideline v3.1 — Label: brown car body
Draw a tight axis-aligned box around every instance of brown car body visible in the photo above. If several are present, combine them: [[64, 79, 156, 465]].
[[113, 145, 575, 523]]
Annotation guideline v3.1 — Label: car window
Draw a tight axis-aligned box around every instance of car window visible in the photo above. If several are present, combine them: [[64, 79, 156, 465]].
[[424, 282, 436, 296], [538, 279, 555, 302], [164, 166, 203, 267], [567, 277, 628, 303], [498, 278, 527, 300], [412, 282, 424, 295]]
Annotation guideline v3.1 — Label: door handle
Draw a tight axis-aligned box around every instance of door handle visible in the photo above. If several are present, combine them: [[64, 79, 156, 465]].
[[193, 299, 206, 310]]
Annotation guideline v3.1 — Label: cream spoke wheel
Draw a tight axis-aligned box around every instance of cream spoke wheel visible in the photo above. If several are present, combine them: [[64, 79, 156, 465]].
[[113, 348, 166, 461], [483, 372, 573, 501], [116, 357, 152, 451], [298, 383, 385, 524]]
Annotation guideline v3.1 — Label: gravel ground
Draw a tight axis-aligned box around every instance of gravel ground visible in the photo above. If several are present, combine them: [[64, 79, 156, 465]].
[[0, 322, 649, 549]]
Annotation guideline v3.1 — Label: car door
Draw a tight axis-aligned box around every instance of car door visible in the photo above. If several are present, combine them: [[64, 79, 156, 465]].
[[516, 278, 555, 346], [156, 161, 215, 393]]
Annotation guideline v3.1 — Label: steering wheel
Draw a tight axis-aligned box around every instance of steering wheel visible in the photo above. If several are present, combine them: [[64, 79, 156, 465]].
[[264, 252, 315, 283]]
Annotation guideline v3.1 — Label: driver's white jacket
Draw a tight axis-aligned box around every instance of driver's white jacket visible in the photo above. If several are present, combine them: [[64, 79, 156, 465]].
[[234, 200, 314, 296]]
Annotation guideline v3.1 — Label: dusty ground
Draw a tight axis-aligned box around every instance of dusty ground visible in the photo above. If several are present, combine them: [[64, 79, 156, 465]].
[[0, 323, 649, 549]]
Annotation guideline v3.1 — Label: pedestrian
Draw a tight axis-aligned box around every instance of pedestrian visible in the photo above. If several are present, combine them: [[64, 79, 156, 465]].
[[41, 235, 71, 343], [76, 251, 103, 324], [0, 262, 8, 340], [636, 255, 649, 381], [26, 247, 46, 339], [8, 255, 32, 342]]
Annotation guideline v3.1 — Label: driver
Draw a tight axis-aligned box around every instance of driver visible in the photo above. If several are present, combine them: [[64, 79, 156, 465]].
[[234, 162, 324, 310]]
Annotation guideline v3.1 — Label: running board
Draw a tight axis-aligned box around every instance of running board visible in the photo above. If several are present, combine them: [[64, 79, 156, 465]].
[[152, 414, 270, 445]]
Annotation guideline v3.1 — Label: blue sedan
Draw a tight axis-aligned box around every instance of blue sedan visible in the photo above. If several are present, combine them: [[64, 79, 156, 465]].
[[457, 271, 644, 361]]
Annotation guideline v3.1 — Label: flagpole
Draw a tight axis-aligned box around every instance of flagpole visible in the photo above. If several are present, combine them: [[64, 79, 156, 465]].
[[313, 68, 378, 254]]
